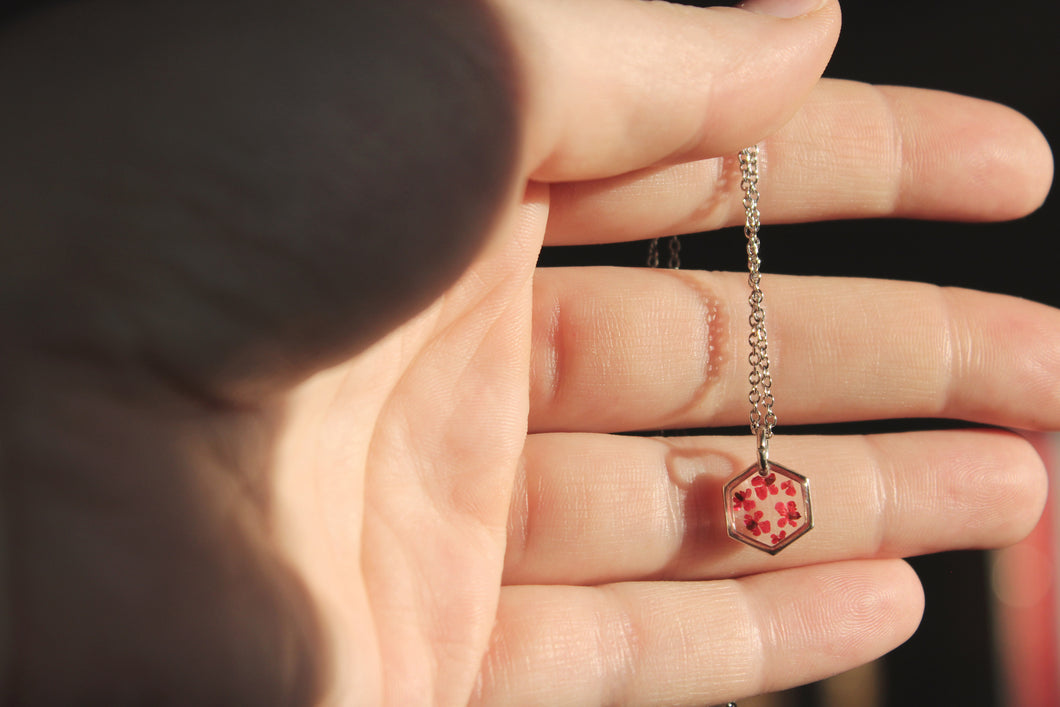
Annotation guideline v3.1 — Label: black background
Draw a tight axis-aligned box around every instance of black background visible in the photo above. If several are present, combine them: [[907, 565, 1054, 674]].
[[538, 1, 1059, 706]]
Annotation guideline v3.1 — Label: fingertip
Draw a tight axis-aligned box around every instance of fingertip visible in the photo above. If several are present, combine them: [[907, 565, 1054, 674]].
[[888, 88, 1054, 222], [889, 559, 925, 643], [1003, 433, 1051, 542], [1014, 113, 1054, 216], [903, 429, 1051, 551], [973, 101, 1054, 219], [828, 559, 924, 656], [748, 559, 926, 691]]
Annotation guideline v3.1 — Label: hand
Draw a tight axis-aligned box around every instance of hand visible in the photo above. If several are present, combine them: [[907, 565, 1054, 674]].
[[1, 0, 1054, 705]]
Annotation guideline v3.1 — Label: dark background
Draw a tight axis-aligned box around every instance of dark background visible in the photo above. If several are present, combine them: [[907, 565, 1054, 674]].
[[539, 1, 1059, 706]]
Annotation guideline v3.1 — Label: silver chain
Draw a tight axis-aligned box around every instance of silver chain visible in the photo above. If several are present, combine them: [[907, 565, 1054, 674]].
[[648, 147, 772, 481], [647, 236, 681, 269], [740, 145, 776, 470]]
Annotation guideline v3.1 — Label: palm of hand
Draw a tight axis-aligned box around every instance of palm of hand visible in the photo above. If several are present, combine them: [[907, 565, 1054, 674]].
[[277, 187, 544, 704]]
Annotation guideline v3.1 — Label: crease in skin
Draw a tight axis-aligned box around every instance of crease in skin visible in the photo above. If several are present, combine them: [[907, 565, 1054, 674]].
[[504, 452, 531, 574], [720, 579, 768, 698], [659, 442, 689, 554], [861, 435, 894, 556], [594, 586, 641, 705], [468, 612, 516, 706], [538, 293, 563, 409], [660, 439, 742, 577], [879, 85, 907, 216], [937, 286, 965, 419], [778, 82, 908, 218], [653, 270, 728, 428], [530, 267, 727, 432]]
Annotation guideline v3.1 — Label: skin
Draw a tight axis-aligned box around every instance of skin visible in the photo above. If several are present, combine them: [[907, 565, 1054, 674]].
[[0, 0, 1055, 704]]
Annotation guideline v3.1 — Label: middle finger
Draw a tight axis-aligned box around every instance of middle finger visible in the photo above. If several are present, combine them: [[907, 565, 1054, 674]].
[[529, 267, 1060, 433]]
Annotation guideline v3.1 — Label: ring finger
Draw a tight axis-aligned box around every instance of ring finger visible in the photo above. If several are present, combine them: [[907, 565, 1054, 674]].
[[503, 429, 1046, 585]]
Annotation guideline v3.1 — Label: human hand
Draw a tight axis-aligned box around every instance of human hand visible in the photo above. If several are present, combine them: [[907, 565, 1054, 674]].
[[1, 0, 1054, 705]]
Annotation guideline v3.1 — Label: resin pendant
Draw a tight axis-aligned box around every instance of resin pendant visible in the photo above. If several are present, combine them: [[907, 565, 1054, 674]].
[[724, 462, 812, 554]]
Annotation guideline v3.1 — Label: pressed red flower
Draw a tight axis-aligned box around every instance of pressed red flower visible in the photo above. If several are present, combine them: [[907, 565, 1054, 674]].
[[781, 479, 797, 496], [732, 489, 756, 511], [770, 530, 787, 545], [776, 500, 801, 528], [752, 473, 779, 500], [743, 510, 771, 537]]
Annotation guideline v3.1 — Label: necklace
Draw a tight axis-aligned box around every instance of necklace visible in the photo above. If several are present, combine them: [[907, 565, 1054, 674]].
[[723, 145, 812, 554], [649, 148, 813, 554], [649, 148, 808, 707]]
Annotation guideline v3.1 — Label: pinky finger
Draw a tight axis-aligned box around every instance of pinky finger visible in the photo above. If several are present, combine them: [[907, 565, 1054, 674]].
[[473, 560, 923, 706]]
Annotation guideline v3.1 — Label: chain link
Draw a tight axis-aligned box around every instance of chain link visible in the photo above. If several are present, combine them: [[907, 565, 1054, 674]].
[[740, 145, 776, 460], [647, 236, 681, 269], [667, 235, 681, 269], [650, 147, 771, 480]]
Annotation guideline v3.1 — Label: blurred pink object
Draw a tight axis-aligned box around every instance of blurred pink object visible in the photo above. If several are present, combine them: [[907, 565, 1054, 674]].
[[992, 433, 1060, 707]]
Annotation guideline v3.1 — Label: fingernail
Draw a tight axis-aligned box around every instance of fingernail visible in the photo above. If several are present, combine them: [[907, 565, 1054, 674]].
[[738, 0, 827, 19]]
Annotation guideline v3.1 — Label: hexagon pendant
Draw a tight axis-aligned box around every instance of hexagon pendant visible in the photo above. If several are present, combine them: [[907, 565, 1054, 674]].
[[724, 462, 812, 555]]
